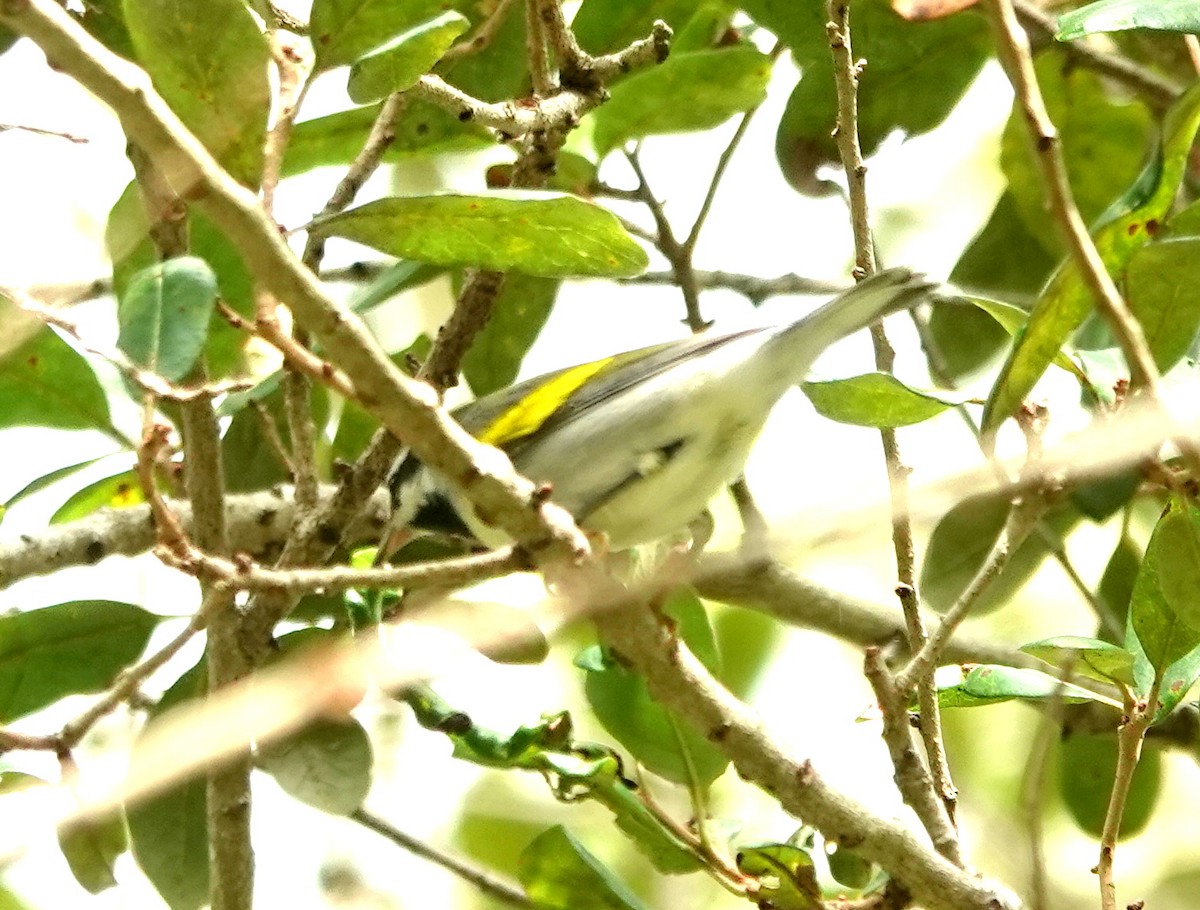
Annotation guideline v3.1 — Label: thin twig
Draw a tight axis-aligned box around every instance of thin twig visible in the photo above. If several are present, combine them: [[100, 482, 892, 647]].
[[825, 0, 960, 844], [987, 0, 1161, 395], [1012, 0, 1180, 112], [1097, 676, 1162, 910], [351, 808, 535, 908], [0, 121, 88, 142], [624, 269, 847, 302], [167, 544, 528, 594], [895, 498, 1045, 694], [439, 0, 518, 66], [623, 147, 706, 330]]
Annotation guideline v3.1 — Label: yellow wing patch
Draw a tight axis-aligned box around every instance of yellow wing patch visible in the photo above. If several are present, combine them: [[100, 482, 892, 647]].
[[479, 357, 616, 446]]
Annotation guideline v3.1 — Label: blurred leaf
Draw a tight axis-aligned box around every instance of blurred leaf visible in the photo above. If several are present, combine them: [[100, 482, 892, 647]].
[[581, 588, 729, 786], [950, 190, 1058, 304], [220, 377, 330, 493], [284, 102, 489, 176], [1071, 469, 1142, 522], [1099, 535, 1140, 642], [1059, 734, 1160, 838], [117, 257, 218, 382], [314, 193, 648, 278], [736, 0, 822, 49], [920, 495, 1080, 615], [77, 0, 134, 59], [463, 274, 560, 396], [1125, 237, 1200, 372], [259, 718, 373, 815], [572, 0, 700, 54], [770, 0, 989, 193], [123, 0, 269, 185], [827, 843, 876, 890], [59, 810, 128, 894], [1001, 52, 1153, 257], [1020, 635, 1136, 685], [0, 601, 158, 722], [347, 11, 470, 104], [518, 826, 648, 910], [50, 469, 143, 525], [128, 657, 209, 910], [802, 372, 967, 428], [1131, 498, 1200, 675], [0, 885, 31, 910], [982, 79, 1200, 438], [0, 298, 116, 435], [590, 46, 772, 156], [347, 261, 443, 313], [711, 605, 778, 699], [310, 0, 452, 71], [0, 26, 16, 55], [1151, 499, 1200, 630], [673, 3, 737, 52], [1, 456, 110, 514], [935, 664, 1113, 708], [1057, 0, 1200, 39], [735, 843, 821, 910]]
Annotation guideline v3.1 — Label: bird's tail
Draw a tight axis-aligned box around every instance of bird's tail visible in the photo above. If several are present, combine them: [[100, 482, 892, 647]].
[[769, 267, 939, 382]]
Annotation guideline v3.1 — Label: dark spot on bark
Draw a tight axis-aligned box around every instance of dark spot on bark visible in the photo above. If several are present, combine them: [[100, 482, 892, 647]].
[[85, 539, 106, 564]]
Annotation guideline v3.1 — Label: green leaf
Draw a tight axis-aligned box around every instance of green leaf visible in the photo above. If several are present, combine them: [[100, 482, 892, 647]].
[[801, 372, 966, 428], [1059, 734, 1161, 839], [123, 0, 269, 185], [1000, 52, 1154, 257], [1, 456, 111, 514], [572, 0, 700, 54], [284, 101, 489, 176], [0, 601, 159, 722], [310, 0, 454, 71], [770, 0, 989, 193], [982, 79, 1200, 438], [827, 843, 876, 891], [1020, 635, 1136, 685], [463, 274, 560, 396], [347, 261, 443, 313], [106, 183, 255, 379], [1150, 499, 1200, 631], [581, 588, 729, 787], [259, 717, 373, 815], [1099, 535, 1140, 641], [128, 657, 209, 910], [1131, 499, 1200, 674], [673, 3, 737, 52], [950, 190, 1058, 304], [0, 885, 31, 910], [935, 664, 1115, 709], [220, 376, 330, 493], [117, 257, 218, 382], [50, 469, 143, 525], [1125, 237, 1200, 372], [919, 495, 1080, 615], [347, 11, 470, 103], [59, 810, 128, 894], [77, 0, 134, 58], [0, 298, 115, 434], [590, 46, 772, 156], [1058, 0, 1200, 39], [518, 826, 648, 910], [313, 193, 648, 278], [735, 843, 821, 910]]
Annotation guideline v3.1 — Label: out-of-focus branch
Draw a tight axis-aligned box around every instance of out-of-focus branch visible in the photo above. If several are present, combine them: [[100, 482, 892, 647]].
[[592, 602, 1021, 910]]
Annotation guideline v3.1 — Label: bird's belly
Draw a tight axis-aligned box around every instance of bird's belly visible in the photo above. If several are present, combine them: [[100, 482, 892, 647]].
[[580, 415, 763, 549]]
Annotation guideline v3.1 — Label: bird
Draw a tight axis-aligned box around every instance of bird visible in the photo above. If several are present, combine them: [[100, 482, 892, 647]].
[[386, 268, 939, 551]]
